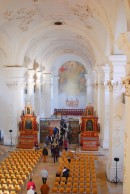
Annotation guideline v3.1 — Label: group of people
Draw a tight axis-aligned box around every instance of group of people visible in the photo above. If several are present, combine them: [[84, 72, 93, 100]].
[[27, 165, 70, 194], [27, 167, 50, 194], [27, 123, 70, 194]]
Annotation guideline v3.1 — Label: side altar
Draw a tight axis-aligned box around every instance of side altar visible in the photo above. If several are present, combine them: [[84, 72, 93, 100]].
[[80, 105, 99, 151], [16, 105, 38, 149]]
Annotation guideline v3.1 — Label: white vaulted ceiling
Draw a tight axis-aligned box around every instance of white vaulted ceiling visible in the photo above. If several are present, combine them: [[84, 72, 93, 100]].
[[0, 0, 127, 72]]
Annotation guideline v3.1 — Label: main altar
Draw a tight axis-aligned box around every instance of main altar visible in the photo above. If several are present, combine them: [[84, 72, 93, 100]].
[[16, 104, 38, 149], [80, 105, 99, 151]]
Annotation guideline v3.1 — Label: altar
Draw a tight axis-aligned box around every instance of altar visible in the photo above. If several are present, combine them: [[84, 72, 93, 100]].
[[80, 105, 99, 151], [16, 104, 38, 149]]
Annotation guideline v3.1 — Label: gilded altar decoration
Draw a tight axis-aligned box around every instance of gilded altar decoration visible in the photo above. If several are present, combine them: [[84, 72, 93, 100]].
[[80, 105, 99, 151], [17, 104, 38, 149]]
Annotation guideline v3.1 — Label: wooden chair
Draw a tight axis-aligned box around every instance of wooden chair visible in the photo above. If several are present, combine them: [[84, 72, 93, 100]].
[[86, 188, 91, 194], [1, 178, 6, 184], [10, 191, 17, 194], [72, 187, 78, 193], [6, 179, 12, 184], [8, 184, 15, 190], [54, 181, 59, 187], [61, 177, 66, 182], [17, 179, 24, 187], [86, 182, 91, 187], [92, 188, 98, 194], [1, 184, 8, 190], [5, 174, 11, 179], [91, 178, 96, 183], [3, 191, 9, 194], [52, 187, 59, 193], [59, 187, 65, 193], [66, 181, 72, 187], [79, 182, 84, 187], [86, 178, 91, 183], [12, 179, 18, 185], [55, 177, 61, 182], [73, 182, 78, 187], [67, 177, 72, 182], [91, 182, 97, 188], [79, 187, 85, 193], [65, 187, 71, 193], [73, 177, 78, 182], [14, 184, 21, 192], [60, 181, 66, 187], [79, 177, 84, 183]]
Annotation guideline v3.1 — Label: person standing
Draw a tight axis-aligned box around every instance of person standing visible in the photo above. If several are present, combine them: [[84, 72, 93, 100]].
[[27, 178, 36, 191], [27, 186, 35, 194], [42, 147, 48, 162], [62, 167, 69, 180], [64, 138, 68, 151], [53, 145, 58, 163], [51, 145, 54, 157], [40, 167, 48, 184], [40, 182, 50, 194]]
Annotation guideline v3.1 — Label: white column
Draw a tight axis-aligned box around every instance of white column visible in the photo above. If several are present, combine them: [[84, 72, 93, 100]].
[[100, 65, 110, 149], [3, 67, 26, 145], [106, 80, 124, 182], [97, 67, 104, 136], [27, 69, 35, 107], [35, 71, 42, 116], [92, 70, 98, 112], [51, 76, 59, 111], [42, 73, 51, 117], [117, 32, 130, 194], [122, 77, 130, 194], [85, 74, 93, 106], [106, 55, 126, 181]]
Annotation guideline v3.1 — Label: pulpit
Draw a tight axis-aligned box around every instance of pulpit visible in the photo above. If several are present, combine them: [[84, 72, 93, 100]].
[[80, 105, 99, 151], [16, 104, 38, 149]]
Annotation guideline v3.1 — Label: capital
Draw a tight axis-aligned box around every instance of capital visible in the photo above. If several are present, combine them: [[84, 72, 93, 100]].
[[110, 80, 123, 92], [27, 69, 35, 79]]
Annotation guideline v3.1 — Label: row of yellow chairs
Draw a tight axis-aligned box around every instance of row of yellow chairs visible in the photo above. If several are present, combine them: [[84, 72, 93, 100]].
[[0, 150, 42, 193], [0, 190, 17, 194], [52, 186, 98, 194], [54, 152, 98, 193]]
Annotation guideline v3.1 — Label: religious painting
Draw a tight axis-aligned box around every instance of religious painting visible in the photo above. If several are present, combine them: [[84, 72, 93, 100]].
[[86, 120, 93, 131], [25, 118, 33, 130], [58, 61, 86, 104], [68, 119, 79, 144], [40, 119, 60, 143]]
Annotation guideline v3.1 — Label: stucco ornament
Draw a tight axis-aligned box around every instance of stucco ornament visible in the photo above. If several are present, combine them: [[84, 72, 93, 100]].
[[71, 3, 93, 29], [122, 76, 130, 96], [110, 80, 123, 91], [4, 7, 37, 31]]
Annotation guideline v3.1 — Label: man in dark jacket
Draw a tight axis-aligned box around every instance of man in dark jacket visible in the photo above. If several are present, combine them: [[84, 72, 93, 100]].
[[42, 147, 48, 162]]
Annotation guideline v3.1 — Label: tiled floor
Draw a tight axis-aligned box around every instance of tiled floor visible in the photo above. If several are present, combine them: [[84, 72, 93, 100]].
[[0, 145, 123, 194]]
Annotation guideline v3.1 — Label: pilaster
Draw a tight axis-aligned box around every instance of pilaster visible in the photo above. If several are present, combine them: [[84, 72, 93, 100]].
[[122, 76, 130, 194], [106, 55, 126, 182], [35, 71, 42, 116], [85, 74, 94, 106], [51, 76, 59, 111], [27, 69, 35, 107], [100, 65, 110, 149], [2, 66, 27, 145], [42, 73, 52, 117]]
